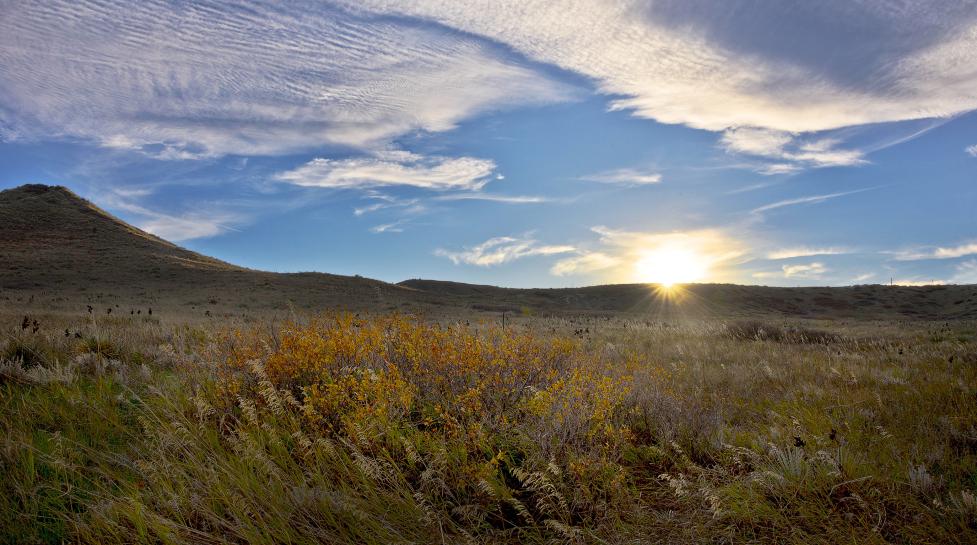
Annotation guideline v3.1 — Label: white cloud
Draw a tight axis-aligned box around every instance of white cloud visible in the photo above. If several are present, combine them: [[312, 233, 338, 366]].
[[790, 139, 866, 167], [966, 144, 977, 157], [353, 203, 389, 216], [104, 194, 237, 241], [139, 214, 234, 242], [437, 226, 750, 282], [436, 236, 575, 267], [721, 128, 866, 173], [852, 273, 876, 283], [782, 262, 828, 278], [766, 246, 849, 260], [7, 1, 976, 166], [721, 128, 795, 157], [370, 220, 407, 234], [351, 1, 977, 134], [890, 241, 977, 261], [951, 260, 977, 283], [276, 152, 497, 191], [550, 252, 621, 276], [757, 163, 802, 176], [751, 188, 874, 214], [352, 192, 422, 216], [433, 193, 550, 203], [0, 1, 573, 157], [581, 168, 662, 185], [753, 261, 829, 279]]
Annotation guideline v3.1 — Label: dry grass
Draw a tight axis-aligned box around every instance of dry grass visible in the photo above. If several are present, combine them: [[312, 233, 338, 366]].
[[2, 309, 976, 544]]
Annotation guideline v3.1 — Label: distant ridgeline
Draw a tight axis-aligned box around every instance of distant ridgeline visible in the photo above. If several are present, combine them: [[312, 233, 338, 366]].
[[1, 184, 975, 319]]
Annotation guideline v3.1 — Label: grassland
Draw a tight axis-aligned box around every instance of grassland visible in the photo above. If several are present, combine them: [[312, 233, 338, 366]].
[[2, 306, 976, 544], [2, 183, 977, 542]]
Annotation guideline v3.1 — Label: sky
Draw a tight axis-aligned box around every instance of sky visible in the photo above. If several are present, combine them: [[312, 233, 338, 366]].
[[1, 0, 976, 288]]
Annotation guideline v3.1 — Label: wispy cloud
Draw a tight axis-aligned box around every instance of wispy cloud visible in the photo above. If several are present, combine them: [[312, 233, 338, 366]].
[[580, 168, 662, 185], [352, 192, 422, 217], [756, 164, 802, 176], [751, 188, 875, 214], [0, 1, 573, 157], [782, 262, 828, 278], [721, 128, 794, 157], [433, 193, 551, 203], [754, 262, 828, 279], [103, 193, 238, 242], [139, 213, 237, 242], [437, 226, 745, 283], [436, 236, 575, 267], [966, 144, 977, 157], [766, 246, 850, 260], [549, 252, 621, 276], [852, 273, 876, 283], [370, 220, 407, 234], [276, 152, 497, 191], [890, 241, 977, 261], [951, 260, 977, 284], [721, 128, 866, 174], [353, 1, 977, 135]]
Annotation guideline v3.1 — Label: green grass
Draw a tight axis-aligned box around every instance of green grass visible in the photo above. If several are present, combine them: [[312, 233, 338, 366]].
[[2, 312, 976, 544]]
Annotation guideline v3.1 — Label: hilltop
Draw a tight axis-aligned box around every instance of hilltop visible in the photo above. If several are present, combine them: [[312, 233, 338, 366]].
[[1, 184, 975, 320]]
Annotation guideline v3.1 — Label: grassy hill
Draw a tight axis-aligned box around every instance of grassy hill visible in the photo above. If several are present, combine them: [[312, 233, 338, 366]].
[[2, 183, 975, 320], [0, 184, 427, 315]]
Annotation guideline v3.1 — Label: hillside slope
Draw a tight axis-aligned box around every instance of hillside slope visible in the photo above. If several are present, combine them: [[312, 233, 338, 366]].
[[0, 184, 422, 313]]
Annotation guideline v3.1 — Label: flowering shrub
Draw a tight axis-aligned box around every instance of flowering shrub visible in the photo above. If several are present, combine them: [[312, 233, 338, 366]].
[[209, 314, 643, 534]]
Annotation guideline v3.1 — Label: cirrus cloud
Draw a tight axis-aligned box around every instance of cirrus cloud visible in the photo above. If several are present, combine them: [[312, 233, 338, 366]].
[[580, 168, 662, 185], [766, 246, 850, 260], [721, 128, 866, 173], [350, 0, 977, 135], [276, 152, 497, 191], [436, 236, 575, 267], [890, 241, 977, 261], [0, 0, 574, 158]]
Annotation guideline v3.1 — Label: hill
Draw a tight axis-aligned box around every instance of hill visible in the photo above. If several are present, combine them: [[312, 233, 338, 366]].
[[0, 184, 426, 315], [398, 279, 977, 320], [1, 183, 975, 320]]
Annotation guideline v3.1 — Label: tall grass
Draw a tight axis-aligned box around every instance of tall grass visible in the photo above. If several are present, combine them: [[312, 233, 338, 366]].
[[2, 313, 976, 543]]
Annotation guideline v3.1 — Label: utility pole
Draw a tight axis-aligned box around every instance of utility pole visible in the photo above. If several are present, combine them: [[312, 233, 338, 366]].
[[502, 311, 506, 331]]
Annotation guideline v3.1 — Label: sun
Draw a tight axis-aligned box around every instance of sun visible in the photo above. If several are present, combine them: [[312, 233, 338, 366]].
[[634, 245, 708, 287]]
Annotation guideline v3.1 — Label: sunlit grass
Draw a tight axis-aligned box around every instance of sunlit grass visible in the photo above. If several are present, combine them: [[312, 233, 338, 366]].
[[2, 312, 976, 543]]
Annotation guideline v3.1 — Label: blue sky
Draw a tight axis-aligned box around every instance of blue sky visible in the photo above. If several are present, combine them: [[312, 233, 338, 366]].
[[1, 0, 976, 287]]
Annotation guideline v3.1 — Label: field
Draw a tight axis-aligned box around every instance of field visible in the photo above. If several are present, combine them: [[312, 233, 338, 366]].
[[3, 186, 977, 543], [3, 304, 976, 544]]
